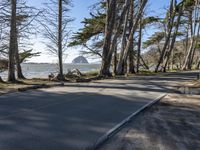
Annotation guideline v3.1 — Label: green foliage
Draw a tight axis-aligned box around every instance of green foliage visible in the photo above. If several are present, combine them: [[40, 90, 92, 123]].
[[183, 0, 196, 8], [68, 12, 105, 47], [142, 16, 161, 27], [19, 50, 41, 63], [143, 32, 165, 48], [83, 70, 99, 77], [0, 50, 40, 71]]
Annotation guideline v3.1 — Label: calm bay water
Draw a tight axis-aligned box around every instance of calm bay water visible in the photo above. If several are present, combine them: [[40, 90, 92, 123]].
[[0, 63, 101, 79]]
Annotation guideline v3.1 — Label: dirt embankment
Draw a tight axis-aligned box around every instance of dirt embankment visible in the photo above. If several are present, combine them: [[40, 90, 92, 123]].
[[101, 94, 200, 150]]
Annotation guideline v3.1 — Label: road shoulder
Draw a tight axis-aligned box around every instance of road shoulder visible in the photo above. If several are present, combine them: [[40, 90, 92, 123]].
[[101, 93, 200, 150]]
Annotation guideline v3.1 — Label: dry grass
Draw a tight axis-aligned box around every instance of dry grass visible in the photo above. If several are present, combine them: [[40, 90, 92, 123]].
[[179, 79, 200, 88], [0, 78, 56, 92]]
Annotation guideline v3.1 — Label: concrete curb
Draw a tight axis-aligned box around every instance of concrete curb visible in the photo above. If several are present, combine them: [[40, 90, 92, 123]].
[[86, 93, 167, 150]]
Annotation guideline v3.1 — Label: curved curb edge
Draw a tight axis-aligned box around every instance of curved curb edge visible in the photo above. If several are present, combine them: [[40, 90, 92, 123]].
[[86, 93, 167, 150]]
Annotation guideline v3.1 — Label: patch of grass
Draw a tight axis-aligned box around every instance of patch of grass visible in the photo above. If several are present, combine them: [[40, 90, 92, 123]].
[[83, 70, 99, 78], [193, 79, 200, 87], [139, 70, 157, 75], [0, 78, 56, 92], [182, 79, 200, 88], [128, 70, 158, 76]]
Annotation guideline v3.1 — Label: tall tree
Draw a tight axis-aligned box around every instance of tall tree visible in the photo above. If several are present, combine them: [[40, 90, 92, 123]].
[[182, 0, 200, 70], [155, 0, 176, 72], [117, 0, 148, 75], [40, 0, 73, 80], [1, 0, 40, 79], [136, 15, 143, 73], [8, 0, 17, 82], [162, 1, 184, 72], [58, 0, 64, 80], [128, 0, 135, 74], [99, 0, 117, 76]]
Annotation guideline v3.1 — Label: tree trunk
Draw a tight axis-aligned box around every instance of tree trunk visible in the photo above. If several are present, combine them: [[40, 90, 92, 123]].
[[128, 47, 135, 74], [140, 55, 149, 70], [8, 0, 17, 82], [15, 29, 25, 79], [100, 0, 117, 76], [117, 1, 130, 75], [155, 0, 175, 72], [196, 58, 200, 69], [112, 44, 117, 76], [105, 0, 131, 76], [182, 10, 194, 70], [58, 0, 64, 80], [182, 2, 199, 70], [128, 0, 135, 74], [182, 37, 195, 70], [188, 23, 200, 69], [117, 0, 148, 74], [0, 76, 4, 83], [162, 2, 182, 72], [137, 17, 142, 73]]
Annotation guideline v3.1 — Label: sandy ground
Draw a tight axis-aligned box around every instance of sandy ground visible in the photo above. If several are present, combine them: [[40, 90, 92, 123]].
[[101, 94, 200, 150]]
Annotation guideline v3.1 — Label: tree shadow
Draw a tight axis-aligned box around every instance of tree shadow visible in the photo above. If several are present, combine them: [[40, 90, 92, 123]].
[[101, 100, 200, 150], [0, 89, 155, 150]]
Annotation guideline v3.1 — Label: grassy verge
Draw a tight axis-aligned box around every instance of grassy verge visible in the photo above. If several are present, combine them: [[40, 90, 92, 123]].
[[82, 70, 99, 78], [178, 79, 200, 88], [0, 78, 56, 92]]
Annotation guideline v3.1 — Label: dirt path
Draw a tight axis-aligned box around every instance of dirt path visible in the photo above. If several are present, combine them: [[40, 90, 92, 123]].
[[101, 94, 200, 150]]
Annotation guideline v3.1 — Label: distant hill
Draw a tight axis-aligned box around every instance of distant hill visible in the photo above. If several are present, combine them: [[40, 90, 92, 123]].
[[72, 56, 89, 64]]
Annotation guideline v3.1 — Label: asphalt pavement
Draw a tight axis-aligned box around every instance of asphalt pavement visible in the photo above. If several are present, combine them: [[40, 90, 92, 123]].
[[0, 71, 198, 150]]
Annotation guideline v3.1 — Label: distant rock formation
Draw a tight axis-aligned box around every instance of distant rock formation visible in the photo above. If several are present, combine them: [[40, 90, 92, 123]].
[[72, 56, 89, 64]]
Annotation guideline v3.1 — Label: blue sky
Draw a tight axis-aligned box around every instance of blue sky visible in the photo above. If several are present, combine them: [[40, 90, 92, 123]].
[[27, 0, 170, 63]]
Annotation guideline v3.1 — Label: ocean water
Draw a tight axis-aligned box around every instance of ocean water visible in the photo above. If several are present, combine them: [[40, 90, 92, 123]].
[[0, 63, 101, 79]]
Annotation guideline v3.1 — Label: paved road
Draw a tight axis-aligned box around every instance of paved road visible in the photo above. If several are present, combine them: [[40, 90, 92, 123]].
[[0, 71, 198, 150]]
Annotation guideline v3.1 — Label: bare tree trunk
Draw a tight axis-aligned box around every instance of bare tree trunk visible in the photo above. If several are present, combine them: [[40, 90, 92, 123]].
[[100, 0, 117, 76], [112, 44, 117, 76], [117, 1, 130, 75], [15, 29, 25, 79], [171, 48, 174, 70], [196, 57, 200, 69], [128, 0, 135, 74], [182, 1, 199, 70], [140, 55, 149, 70], [104, 0, 131, 76], [15, 36, 25, 79], [136, 17, 142, 73], [155, 0, 175, 72], [117, 0, 148, 74], [182, 38, 195, 70], [128, 47, 135, 74], [162, 2, 182, 72], [188, 23, 200, 69], [0, 76, 4, 83], [58, 0, 64, 80], [182, 11, 195, 70], [8, 0, 17, 82]]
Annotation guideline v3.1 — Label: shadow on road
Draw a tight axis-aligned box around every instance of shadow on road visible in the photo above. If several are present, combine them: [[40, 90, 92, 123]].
[[0, 89, 153, 150]]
